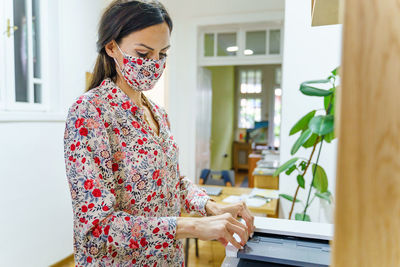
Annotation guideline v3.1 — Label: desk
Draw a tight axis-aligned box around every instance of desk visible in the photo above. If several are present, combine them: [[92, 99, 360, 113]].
[[182, 186, 279, 266], [201, 185, 279, 218]]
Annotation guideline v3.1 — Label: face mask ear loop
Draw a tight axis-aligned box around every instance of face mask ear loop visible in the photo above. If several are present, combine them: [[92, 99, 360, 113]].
[[114, 57, 123, 73], [115, 42, 125, 56], [113, 41, 125, 73]]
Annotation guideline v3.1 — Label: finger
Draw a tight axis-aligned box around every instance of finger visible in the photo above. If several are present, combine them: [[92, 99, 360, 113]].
[[218, 237, 228, 247], [238, 202, 254, 236], [223, 213, 249, 241], [248, 209, 255, 234], [224, 230, 242, 250], [244, 212, 255, 236], [226, 222, 248, 246], [242, 203, 255, 235], [227, 217, 249, 242]]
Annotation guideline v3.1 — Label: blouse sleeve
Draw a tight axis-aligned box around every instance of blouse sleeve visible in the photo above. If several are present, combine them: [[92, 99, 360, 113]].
[[178, 173, 212, 216], [161, 107, 212, 216], [64, 99, 177, 263]]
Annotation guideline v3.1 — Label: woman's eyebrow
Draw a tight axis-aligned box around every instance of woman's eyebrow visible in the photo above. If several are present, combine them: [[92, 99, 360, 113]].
[[135, 43, 171, 50]]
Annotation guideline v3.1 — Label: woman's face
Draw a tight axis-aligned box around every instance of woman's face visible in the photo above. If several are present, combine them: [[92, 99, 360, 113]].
[[105, 22, 171, 68]]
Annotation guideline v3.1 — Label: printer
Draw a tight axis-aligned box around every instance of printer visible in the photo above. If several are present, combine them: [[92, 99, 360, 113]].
[[222, 217, 333, 267]]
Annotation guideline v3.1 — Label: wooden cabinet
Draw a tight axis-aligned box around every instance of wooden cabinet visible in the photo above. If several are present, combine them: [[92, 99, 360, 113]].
[[248, 153, 261, 187], [253, 175, 279, 190], [232, 141, 251, 172]]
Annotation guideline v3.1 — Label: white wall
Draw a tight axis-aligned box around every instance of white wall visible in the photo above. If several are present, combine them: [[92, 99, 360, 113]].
[[159, 0, 285, 181], [279, 0, 342, 223], [0, 1, 105, 266], [160, 0, 341, 223]]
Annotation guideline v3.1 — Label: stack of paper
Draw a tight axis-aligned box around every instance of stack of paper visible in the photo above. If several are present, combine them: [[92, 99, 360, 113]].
[[222, 188, 279, 207]]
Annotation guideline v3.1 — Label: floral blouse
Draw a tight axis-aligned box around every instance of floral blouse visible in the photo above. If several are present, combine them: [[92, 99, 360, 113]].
[[63, 77, 211, 266]]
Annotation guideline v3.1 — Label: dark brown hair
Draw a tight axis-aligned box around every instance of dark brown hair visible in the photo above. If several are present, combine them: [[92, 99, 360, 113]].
[[86, 0, 173, 91]]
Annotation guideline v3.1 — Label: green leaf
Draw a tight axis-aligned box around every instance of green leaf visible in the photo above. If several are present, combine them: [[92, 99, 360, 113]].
[[285, 165, 297, 175], [297, 175, 305, 189], [291, 129, 313, 155], [302, 133, 319, 148], [325, 130, 336, 143], [300, 80, 333, 97], [315, 191, 332, 204], [309, 115, 334, 136], [295, 213, 311, 221], [273, 158, 299, 177], [279, 194, 301, 203], [331, 67, 339, 76], [324, 89, 335, 115], [289, 110, 316, 136], [299, 161, 307, 171], [312, 164, 328, 193]]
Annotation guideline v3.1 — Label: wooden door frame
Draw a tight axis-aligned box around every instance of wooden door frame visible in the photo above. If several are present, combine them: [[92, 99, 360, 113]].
[[332, 0, 400, 265]]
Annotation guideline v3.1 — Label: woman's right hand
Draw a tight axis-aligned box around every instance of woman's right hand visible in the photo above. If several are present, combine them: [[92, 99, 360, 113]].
[[176, 213, 250, 249]]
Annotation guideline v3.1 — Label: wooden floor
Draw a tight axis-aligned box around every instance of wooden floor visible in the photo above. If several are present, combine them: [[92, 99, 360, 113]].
[[52, 239, 226, 267], [53, 170, 247, 267], [186, 239, 226, 267], [234, 170, 248, 187]]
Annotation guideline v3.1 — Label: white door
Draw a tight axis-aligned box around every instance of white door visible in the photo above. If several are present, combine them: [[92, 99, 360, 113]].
[[1, 0, 47, 111], [195, 67, 212, 182]]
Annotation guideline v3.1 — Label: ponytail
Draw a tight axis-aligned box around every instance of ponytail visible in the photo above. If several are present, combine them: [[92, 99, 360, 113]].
[[86, 51, 117, 92]]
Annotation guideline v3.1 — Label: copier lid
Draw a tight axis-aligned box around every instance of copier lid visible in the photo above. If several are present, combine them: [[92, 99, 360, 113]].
[[254, 217, 333, 241]]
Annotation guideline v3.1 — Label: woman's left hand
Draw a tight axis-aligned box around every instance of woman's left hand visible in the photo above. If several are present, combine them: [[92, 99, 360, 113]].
[[205, 200, 255, 237]]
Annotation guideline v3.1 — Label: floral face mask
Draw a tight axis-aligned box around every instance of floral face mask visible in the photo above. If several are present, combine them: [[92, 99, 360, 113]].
[[114, 43, 167, 92]]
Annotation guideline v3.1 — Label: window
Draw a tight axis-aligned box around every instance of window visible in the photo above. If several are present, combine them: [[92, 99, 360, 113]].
[[238, 69, 263, 129], [1, 0, 46, 111], [269, 29, 281, 55], [217, 32, 237, 57], [273, 88, 282, 147], [200, 24, 283, 65], [236, 66, 282, 147], [203, 33, 215, 57], [245, 30, 266, 56]]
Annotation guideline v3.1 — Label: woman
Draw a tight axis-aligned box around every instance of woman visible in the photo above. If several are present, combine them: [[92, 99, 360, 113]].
[[63, 0, 255, 266]]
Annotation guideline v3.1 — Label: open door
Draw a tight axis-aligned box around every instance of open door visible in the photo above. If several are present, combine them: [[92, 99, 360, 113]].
[[195, 67, 212, 182]]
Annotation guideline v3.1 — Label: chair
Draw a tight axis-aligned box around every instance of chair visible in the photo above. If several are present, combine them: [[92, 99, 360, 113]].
[[198, 169, 235, 187]]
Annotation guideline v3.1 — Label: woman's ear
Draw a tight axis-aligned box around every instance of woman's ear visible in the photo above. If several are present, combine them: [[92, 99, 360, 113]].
[[105, 40, 123, 71], [104, 40, 118, 58]]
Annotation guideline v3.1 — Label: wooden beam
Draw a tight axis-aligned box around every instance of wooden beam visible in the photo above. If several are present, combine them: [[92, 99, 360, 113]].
[[332, 0, 400, 266], [311, 0, 340, 26]]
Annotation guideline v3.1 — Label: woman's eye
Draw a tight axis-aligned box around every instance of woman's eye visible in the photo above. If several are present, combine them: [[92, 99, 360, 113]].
[[137, 52, 148, 58], [136, 52, 168, 59]]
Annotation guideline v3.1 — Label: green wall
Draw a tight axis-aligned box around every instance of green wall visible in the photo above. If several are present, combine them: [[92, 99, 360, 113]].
[[206, 66, 235, 171]]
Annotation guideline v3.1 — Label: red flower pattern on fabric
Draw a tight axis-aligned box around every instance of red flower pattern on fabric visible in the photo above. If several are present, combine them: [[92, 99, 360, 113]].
[[64, 78, 210, 266]]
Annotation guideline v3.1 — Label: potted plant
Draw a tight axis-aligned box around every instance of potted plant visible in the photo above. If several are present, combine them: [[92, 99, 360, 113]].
[[273, 67, 339, 221]]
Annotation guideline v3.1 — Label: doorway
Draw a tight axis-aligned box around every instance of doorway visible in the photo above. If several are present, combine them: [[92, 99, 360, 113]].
[[195, 64, 282, 186]]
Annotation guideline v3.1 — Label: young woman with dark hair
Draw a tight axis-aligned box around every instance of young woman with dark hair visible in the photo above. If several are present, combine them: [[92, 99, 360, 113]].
[[64, 0, 254, 265]]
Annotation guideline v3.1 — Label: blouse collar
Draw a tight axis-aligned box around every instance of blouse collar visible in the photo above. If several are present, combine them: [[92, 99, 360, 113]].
[[99, 77, 145, 116], [99, 77, 166, 141]]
